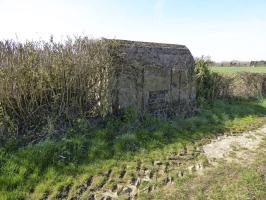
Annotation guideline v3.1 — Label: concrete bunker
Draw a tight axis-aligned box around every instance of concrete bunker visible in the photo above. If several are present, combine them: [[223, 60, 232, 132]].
[[109, 40, 195, 117]]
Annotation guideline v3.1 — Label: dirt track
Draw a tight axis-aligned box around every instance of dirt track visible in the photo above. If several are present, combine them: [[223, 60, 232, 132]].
[[203, 126, 266, 163]]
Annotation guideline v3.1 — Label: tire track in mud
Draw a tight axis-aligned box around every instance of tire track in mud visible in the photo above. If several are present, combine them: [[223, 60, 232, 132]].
[[39, 125, 266, 200]]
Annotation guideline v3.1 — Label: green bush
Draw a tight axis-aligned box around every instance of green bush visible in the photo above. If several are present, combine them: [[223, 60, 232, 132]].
[[194, 57, 215, 106]]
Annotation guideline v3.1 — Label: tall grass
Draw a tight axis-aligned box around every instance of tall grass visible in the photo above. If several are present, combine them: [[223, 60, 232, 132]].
[[0, 37, 116, 138]]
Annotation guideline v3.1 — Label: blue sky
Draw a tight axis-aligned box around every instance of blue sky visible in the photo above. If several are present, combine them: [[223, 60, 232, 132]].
[[0, 0, 265, 61]]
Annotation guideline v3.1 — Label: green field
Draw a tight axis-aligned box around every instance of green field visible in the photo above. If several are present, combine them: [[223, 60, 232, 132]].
[[209, 66, 266, 74]]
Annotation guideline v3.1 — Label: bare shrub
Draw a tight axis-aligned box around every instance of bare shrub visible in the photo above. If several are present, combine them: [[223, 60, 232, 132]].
[[0, 37, 116, 137]]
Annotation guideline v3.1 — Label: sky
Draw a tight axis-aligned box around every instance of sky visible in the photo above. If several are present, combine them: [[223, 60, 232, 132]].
[[0, 0, 265, 61]]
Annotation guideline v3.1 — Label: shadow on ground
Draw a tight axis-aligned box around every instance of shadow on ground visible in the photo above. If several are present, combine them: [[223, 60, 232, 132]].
[[1, 98, 266, 199]]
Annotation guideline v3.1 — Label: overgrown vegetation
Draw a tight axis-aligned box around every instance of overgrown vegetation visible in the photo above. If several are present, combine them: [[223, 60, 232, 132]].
[[0, 37, 116, 139], [193, 57, 223, 105], [1, 99, 266, 199], [194, 57, 215, 105], [195, 58, 266, 104]]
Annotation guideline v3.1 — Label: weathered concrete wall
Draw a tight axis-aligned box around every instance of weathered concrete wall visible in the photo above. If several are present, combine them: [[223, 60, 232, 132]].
[[110, 40, 195, 117]]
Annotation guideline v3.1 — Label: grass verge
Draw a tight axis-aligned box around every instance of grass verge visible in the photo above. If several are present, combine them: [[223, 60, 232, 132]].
[[1, 99, 266, 199]]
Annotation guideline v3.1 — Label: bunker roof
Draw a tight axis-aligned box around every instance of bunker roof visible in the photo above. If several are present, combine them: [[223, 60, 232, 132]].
[[107, 39, 194, 69]]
